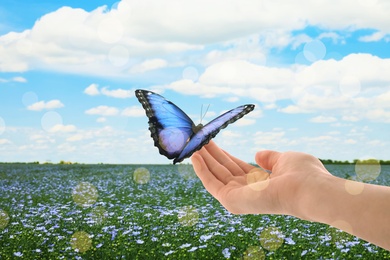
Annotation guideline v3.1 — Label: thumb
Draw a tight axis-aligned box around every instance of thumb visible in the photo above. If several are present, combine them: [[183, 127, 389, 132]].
[[255, 150, 281, 172]]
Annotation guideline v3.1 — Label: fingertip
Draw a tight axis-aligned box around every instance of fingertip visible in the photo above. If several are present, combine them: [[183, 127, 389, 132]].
[[204, 140, 217, 150], [254, 150, 267, 165], [255, 150, 281, 171], [191, 153, 203, 172]]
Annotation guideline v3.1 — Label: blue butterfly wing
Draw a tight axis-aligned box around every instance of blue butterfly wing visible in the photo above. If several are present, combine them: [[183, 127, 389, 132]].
[[174, 104, 255, 164], [135, 89, 195, 160]]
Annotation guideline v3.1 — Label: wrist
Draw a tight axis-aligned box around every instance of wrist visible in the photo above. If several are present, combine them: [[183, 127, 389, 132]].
[[289, 172, 341, 222]]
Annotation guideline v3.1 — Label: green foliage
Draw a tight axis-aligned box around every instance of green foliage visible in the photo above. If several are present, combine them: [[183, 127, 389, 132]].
[[0, 164, 389, 259], [320, 159, 390, 165]]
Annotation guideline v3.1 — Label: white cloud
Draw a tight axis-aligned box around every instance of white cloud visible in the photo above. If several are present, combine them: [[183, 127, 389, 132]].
[[203, 36, 267, 65], [345, 139, 357, 144], [0, 76, 27, 83], [301, 135, 337, 143], [84, 84, 133, 98], [12, 76, 27, 83], [342, 115, 360, 122], [165, 53, 390, 122], [364, 108, 390, 123], [1, 0, 390, 75], [196, 107, 212, 117], [0, 138, 11, 145], [122, 106, 145, 117], [27, 100, 64, 111], [67, 134, 85, 142], [85, 105, 119, 116], [318, 32, 344, 44], [30, 134, 55, 145], [367, 140, 384, 146], [253, 131, 288, 146], [310, 116, 338, 123], [0, 5, 200, 75], [130, 59, 168, 73], [96, 117, 106, 123], [290, 33, 313, 50], [373, 90, 390, 107], [168, 79, 232, 98], [278, 105, 312, 114], [233, 118, 256, 126], [246, 108, 263, 118], [56, 143, 76, 153], [49, 124, 77, 133], [101, 87, 132, 98], [225, 97, 240, 102], [359, 31, 389, 42], [221, 130, 242, 138], [84, 83, 100, 96]]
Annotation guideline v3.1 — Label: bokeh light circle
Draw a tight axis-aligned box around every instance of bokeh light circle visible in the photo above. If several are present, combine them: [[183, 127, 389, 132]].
[[133, 167, 151, 184], [158, 128, 190, 155], [243, 246, 265, 259], [22, 91, 38, 107], [246, 168, 270, 191], [242, 246, 265, 260], [177, 164, 197, 180], [0, 209, 10, 229], [303, 40, 326, 62], [328, 225, 355, 247], [259, 227, 284, 251], [294, 51, 311, 65], [41, 111, 63, 132], [72, 182, 98, 208], [110, 1, 120, 9], [91, 206, 108, 225], [71, 231, 92, 253], [182, 66, 199, 81], [355, 159, 381, 182], [177, 205, 199, 227], [344, 179, 365, 195]]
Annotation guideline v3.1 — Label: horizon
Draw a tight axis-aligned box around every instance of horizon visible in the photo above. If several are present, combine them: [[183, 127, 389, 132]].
[[1, 157, 389, 165]]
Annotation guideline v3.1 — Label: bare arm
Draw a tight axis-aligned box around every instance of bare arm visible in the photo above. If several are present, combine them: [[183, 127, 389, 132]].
[[191, 141, 390, 250]]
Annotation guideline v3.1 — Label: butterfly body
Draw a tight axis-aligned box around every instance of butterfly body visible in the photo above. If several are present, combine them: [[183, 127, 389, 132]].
[[135, 89, 254, 164]]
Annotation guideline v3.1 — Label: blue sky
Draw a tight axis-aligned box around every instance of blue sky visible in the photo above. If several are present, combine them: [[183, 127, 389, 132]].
[[1, 0, 389, 164]]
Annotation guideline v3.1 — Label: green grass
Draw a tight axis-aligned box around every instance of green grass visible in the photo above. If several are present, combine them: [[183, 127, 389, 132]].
[[0, 164, 389, 259]]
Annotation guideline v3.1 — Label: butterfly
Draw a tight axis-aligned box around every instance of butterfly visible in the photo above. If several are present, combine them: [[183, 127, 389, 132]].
[[135, 89, 255, 164]]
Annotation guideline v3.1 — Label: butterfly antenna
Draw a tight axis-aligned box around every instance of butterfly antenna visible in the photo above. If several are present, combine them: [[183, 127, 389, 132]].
[[200, 104, 210, 124]]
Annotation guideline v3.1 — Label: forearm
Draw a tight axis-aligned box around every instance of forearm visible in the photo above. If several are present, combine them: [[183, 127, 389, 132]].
[[298, 174, 390, 250]]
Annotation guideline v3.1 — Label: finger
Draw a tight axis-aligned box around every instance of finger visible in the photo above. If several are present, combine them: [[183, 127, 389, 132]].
[[197, 144, 236, 184], [222, 149, 255, 174], [255, 150, 282, 171], [204, 141, 247, 176], [191, 152, 224, 198]]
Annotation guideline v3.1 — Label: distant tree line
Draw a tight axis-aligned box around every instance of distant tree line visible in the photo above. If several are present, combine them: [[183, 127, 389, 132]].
[[320, 159, 390, 165], [0, 161, 40, 164]]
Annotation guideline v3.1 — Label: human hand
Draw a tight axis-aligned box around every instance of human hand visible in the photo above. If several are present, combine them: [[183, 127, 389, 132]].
[[191, 140, 331, 218], [192, 141, 390, 250]]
